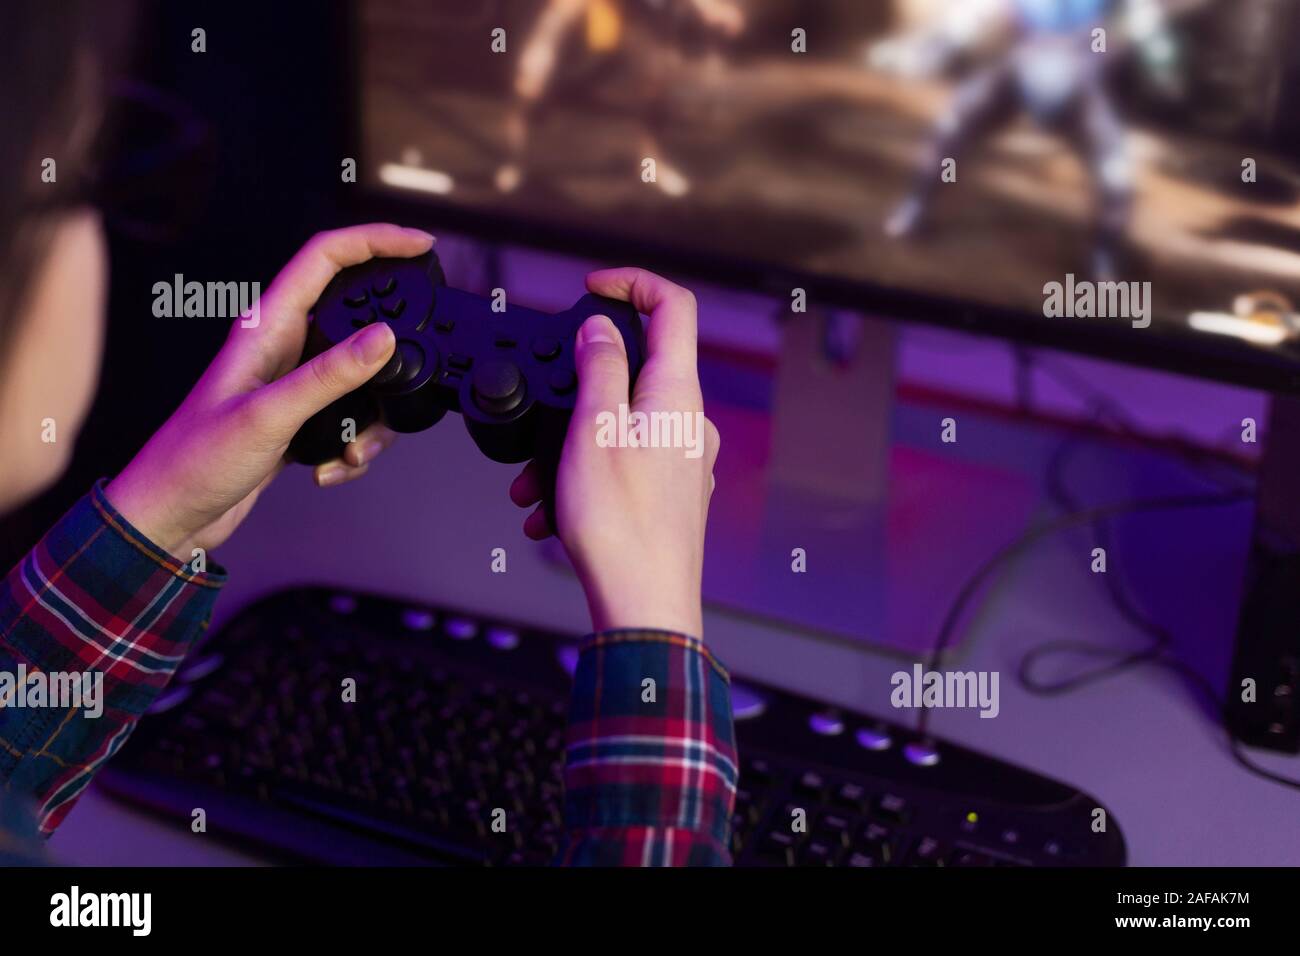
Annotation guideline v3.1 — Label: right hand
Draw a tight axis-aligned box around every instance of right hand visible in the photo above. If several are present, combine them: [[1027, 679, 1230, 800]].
[[510, 269, 719, 638]]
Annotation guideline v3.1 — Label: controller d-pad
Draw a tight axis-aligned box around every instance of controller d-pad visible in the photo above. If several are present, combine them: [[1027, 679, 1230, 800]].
[[472, 360, 525, 416]]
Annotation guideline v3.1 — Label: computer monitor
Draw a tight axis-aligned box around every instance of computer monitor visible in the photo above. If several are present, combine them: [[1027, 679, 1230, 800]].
[[352, 0, 1300, 391], [347, 0, 1300, 655]]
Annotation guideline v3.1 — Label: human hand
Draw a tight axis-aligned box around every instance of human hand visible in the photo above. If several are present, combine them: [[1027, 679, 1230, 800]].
[[105, 224, 435, 560], [510, 268, 719, 637]]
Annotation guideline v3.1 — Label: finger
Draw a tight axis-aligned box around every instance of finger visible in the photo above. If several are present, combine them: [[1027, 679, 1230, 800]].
[[572, 314, 631, 424], [247, 322, 395, 443], [523, 504, 554, 540], [261, 224, 435, 326], [314, 461, 370, 488], [585, 267, 697, 376], [342, 422, 399, 467], [510, 460, 544, 507]]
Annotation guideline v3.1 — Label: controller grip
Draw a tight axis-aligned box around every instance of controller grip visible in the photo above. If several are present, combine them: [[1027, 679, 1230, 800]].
[[285, 322, 381, 465]]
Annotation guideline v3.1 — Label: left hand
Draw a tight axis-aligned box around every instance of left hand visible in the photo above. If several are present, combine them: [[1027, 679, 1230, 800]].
[[105, 224, 434, 561]]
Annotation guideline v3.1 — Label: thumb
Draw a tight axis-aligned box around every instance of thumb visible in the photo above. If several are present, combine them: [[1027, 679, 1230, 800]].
[[252, 322, 395, 440], [573, 314, 630, 421]]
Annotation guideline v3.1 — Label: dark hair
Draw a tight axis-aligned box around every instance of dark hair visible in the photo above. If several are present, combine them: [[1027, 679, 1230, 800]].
[[0, 0, 135, 362]]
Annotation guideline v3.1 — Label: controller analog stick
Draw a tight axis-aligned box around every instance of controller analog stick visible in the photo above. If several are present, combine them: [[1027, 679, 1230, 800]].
[[472, 359, 525, 416], [372, 340, 425, 388]]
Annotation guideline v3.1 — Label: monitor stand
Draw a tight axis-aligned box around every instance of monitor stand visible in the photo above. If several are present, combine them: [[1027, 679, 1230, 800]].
[[696, 306, 1036, 658]]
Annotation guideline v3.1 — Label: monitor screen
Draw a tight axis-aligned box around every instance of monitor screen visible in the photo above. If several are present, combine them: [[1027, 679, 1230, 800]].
[[356, 0, 1300, 386]]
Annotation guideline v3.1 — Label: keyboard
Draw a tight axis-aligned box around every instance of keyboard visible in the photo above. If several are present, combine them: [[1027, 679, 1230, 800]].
[[99, 586, 1127, 866]]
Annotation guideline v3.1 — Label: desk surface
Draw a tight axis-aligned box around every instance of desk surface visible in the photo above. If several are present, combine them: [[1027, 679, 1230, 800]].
[[49, 372, 1300, 867]]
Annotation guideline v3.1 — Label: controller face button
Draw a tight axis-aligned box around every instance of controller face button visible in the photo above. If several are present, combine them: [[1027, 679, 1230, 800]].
[[435, 317, 455, 333], [472, 360, 525, 416], [448, 353, 473, 371], [350, 306, 380, 329], [532, 338, 562, 361], [344, 290, 370, 308], [372, 276, 397, 297], [380, 297, 406, 319], [548, 369, 577, 395]]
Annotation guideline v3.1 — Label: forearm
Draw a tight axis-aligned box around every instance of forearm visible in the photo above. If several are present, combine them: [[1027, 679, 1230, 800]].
[[0, 480, 224, 834], [557, 629, 737, 866]]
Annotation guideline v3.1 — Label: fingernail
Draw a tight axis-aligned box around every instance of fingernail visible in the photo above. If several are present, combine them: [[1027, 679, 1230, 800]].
[[318, 466, 345, 487], [406, 228, 436, 243], [579, 314, 618, 347], [352, 322, 394, 365]]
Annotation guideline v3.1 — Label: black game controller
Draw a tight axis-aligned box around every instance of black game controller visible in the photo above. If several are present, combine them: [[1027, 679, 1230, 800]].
[[287, 249, 646, 471]]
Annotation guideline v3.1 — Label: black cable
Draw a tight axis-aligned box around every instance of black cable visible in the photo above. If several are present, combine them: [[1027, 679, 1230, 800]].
[[914, 486, 1250, 737], [1034, 413, 1300, 791], [913, 382, 1300, 791]]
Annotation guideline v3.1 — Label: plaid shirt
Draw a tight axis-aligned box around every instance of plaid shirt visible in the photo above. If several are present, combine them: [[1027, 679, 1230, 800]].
[[0, 481, 737, 866]]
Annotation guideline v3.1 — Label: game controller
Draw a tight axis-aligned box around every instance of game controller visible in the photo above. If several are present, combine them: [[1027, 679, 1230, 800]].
[[286, 249, 646, 471]]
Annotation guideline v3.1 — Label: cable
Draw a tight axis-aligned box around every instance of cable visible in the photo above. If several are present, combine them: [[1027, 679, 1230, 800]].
[[914, 487, 1250, 737], [913, 396, 1300, 791]]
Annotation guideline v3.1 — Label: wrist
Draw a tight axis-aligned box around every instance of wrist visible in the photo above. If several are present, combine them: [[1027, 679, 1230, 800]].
[[104, 467, 194, 561], [585, 587, 703, 639]]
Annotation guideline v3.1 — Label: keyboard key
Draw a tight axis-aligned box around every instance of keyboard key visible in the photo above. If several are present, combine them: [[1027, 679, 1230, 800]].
[[905, 835, 947, 866], [873, 792, 911, 824], [799, 840, 841, 866], [949, 849, 994, 867], [795, 770, 827, 799], [834, 781, 869, 813], [857, 822, 896, 864], [759, 831, 799, 867]]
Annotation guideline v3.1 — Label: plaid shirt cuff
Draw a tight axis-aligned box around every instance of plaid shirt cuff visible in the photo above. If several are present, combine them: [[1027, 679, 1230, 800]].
[[0, 479, 225, 834], [559, 629, 738, 866]]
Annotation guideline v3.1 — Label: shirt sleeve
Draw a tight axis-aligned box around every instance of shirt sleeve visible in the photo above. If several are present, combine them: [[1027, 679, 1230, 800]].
[[558, 629, 738, 866], [0, 479, 225, 837]]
